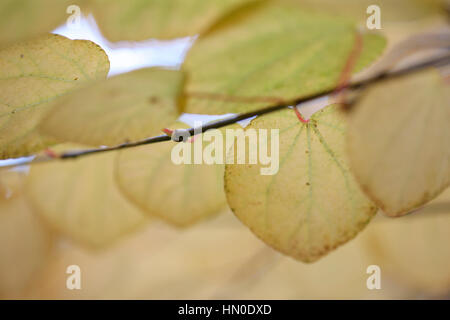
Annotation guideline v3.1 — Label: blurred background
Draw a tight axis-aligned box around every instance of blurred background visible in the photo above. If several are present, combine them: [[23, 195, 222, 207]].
[[0, 0, 449, 299]]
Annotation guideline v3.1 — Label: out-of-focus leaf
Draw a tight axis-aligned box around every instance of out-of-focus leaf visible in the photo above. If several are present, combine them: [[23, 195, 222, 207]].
[[347, 69, 450, 216], [89, 0, 260, 41], [116, 122, 229, 227], [25, 144, 148, 248], [183, 1, 386, 114], [354, 32, 450, 79], [0, 170, 52, 299], [23, 210, 413, 299], [295, 0, 444, 23], [365, 188, 450, 295], [0, 34, 109, 159], [219, 225, 411, 299], [0, 0, 74, 46], [23, 211, 268, 299], [225, 106, 377, 262], [40, 68, 184, 146]]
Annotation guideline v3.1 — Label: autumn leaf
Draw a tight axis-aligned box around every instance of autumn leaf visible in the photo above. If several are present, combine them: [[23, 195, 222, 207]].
[[0, 34, 109, 159], [39, 68, 184, 146], [88, 0, 260, 41], [225, 105, 377, 262], [25, 144, 148, 248], [116, 122, 229, 227], [347, 69, 450, 216], [183, 1, 386, 114], [0, 170, 52, 298]]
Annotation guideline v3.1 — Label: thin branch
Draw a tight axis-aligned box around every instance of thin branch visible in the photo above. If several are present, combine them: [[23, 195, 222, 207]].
[[1, 53, 449, 169]]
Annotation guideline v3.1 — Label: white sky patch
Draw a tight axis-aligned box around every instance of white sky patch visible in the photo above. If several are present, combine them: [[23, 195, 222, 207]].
[[52, 14, 194, 76], [178, 113, 255, 128]]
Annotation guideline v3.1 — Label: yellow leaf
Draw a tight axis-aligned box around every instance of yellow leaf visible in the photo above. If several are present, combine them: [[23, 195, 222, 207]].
[[365, 188, 450, 295], [40, 68, 184, 146], [25, 144, 148, 248], [347, 69, 450, 216], [0, 34, 109, 159], [0, 0, 74, 46], [225, 105, 377, 262], [183, 1, 386, 114], [89, 0, 260, 41], [0, 170, 52, 298], [116, 122, 228, 227]]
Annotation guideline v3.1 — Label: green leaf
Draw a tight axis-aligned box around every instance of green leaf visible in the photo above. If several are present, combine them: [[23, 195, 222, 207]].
[[89, 0, 260, 41], [225, 105, 377, 262], [183, 1, 386, 114], [347, 69, 450, 216], [0, 34, 109, 159], [116, 122, 228, 227], [39, 68, 185, 146], [25, 144, 148, 248]]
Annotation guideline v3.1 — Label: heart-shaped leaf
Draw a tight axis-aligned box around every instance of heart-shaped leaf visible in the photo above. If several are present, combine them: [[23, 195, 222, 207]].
[[225, 105, 377, 262], [347, 69, 450, 216]]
